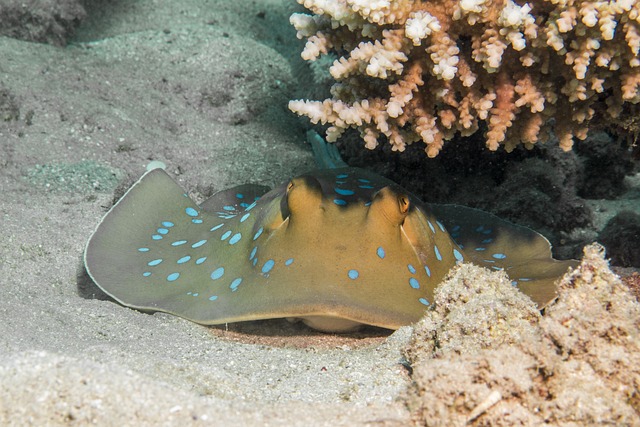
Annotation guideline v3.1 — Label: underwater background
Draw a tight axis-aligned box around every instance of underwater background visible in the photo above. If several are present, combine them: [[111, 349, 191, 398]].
[[0, 0, 638, 424]]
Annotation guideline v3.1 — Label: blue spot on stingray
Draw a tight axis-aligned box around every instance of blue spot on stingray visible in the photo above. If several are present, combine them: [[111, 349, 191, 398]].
[[377, 247, 385, 259], [221, 231, 232, 241], [475, 247, 486, 251], [475, 226, 484, 232], [230, 277, 243, 291], [482, 238, 493, 244], [223, 206, 235, 211], [336, 173, 348, 179], [235, 193, 244, 199], [143, 272, 151, 277], [336, 180, 346, 184], [364, 201, 372, 206], [285, 258, 294, 266], [453, 249, 464, 262], [157, 228, 169, 235], [152, 235, 163, 240], [240, 213, 250, 223], [249, 246, 257, 260], [358, 178, 370, 183], [451, 225, 461, 232], [192, 293, 199, 297], [519, 278, 532, 282], [408, 264, 416, 274], [335, 187, 355, 196], [148, 259, 162, 266], [240, 203, 249, 208], [172, 240, 187, 246], [192, 239, 207, 248], [211, 267, 224, 280], [427, 221, 436, 233], [209, 295, 218, 301], [192, 219, 203, 224], [482, 229, 493, 235], [434, 246, 442, 261], [491, 266, 503, 270], [253, 227, 263, 240], [177, 256, 191, 264], [436, 221, 446, 232], [358, 185, 374, 189], [419, 297, 430, 306], [185, 207, 198, 217], [210, 223, 224, 231], [425, 265, 431, 277], [511, 280, 518, 286], [409, 278, 420, 289], [245, 201, 257, 211], [138, 247, 149, 252], [167, 272, 180, 282], [252, 257, 258, 266], [348, 269, 359, 280], [492, 253, 507, 259], [229, 233, 242, 245], [333, 198, 347, 206], [262, 259, 275, 274], [196, 257, 207, 265], [162, 221, 174, 228]]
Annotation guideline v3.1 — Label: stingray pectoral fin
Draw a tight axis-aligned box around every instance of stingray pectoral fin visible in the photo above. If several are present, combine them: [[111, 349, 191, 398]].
[[430, 204, 577, 306], [84, 169, 219, 313], [200, 183, 271, 214], [84, 169, 348, 326], [502, 258, 579, 306]]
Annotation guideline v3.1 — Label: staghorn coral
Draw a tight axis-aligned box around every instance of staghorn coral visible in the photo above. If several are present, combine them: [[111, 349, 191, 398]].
[[289, 0, 640, 157]]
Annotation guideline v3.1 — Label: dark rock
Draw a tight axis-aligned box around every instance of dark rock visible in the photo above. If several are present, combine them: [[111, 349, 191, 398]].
[[576, 132, 636, 199], [598, 210, 640, 267], [0, 0, 86, 46]]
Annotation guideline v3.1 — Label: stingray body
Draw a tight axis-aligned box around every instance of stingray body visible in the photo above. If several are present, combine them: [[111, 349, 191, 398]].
[[84, 163, 576, 332]]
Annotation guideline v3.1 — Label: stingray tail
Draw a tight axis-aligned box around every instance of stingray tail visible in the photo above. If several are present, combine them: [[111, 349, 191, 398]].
[[307, 130, 348, 169]]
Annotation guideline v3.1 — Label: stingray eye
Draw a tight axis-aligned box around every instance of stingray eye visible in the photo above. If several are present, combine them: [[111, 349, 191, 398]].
[[398, 195, 410, 214], [285, 176, 323, 218], [369, 187, 410, 226]]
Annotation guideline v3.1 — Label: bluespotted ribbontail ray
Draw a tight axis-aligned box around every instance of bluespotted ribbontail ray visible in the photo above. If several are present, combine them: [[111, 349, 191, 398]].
[[84, 134, 577, 332]]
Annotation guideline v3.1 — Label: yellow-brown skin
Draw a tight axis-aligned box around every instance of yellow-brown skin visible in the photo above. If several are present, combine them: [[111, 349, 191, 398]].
[[84, 168, 576, 332]]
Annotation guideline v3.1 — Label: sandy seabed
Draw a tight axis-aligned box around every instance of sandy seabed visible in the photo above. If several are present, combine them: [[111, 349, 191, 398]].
[[1, 0, 638, 425]]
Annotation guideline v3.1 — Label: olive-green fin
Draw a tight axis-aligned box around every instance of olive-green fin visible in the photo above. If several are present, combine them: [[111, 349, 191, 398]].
[[430, 204, 578, 306]]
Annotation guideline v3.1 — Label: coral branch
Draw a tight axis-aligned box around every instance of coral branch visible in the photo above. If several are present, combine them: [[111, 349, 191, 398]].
[[289, 0, 640, 156]]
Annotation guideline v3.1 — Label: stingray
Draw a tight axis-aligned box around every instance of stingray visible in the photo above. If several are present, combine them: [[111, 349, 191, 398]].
[[84, 132, 577, 332]]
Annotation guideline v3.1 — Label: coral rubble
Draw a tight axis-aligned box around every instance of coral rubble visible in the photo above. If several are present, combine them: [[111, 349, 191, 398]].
[[403, 244, 640, 424], [289, 0, 640, 157]]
